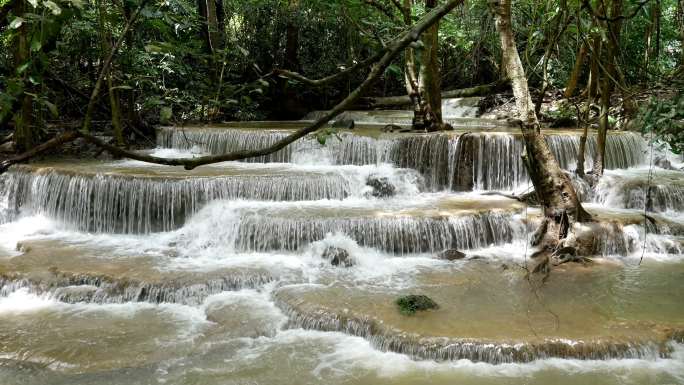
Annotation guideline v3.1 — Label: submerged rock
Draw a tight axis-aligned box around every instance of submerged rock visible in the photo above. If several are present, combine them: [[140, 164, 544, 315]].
[[437, 249, 466, 261], [366, 176, 396, 198], [382, 124, 403, 133], [322, 246, 354, 267], [395, 294, 439, 315], [654, 156, 679, 171], [331, 119, 355, 129]]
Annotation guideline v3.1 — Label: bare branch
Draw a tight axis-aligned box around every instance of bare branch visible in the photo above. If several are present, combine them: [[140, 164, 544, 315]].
[[272, 49, 386, 86], [582, 0, 649, 22]]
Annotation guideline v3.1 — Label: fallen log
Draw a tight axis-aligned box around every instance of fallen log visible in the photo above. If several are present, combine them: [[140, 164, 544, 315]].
[[354, 79, 510, 109]]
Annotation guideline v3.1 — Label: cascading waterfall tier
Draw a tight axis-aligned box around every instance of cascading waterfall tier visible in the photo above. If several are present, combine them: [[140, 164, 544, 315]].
[[276, 296, 669, 363], [593, 170, 684, 212], [274, 265, 684, 364], [234, 211, 523, 254], [2, 121, 683, 379], [158, 127, 647, 191], [2, 165, 360, 233], [0, 272, 273, 306]]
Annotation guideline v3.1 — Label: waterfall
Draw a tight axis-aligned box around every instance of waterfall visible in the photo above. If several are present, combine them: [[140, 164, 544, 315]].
[[158, 128, 647, 192], [2, 166, 357, 233], [157, 127, 294, 162], [594, 171, 684, 212], [384, 134, 451, 191], [0, 273, 273, 306], [234, 212, 523, 254], [274, 292, 666, 364], [545, 132, 646, 171]]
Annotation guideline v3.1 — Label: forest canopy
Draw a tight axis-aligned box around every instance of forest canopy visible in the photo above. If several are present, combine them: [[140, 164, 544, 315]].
[[1, 0, 682, 136]]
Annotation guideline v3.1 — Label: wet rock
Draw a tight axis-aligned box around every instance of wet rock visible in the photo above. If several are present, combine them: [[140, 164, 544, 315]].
[[437, 249, 466, 261], [654, 156, 678, 171], [322, 246, 354, 267], [331, 119, 355, 129], [53, 285, 98, 302], [366, 176, 396, 198], [395, 294, 439, 315], [15, 242, 30, 253], [382, 124, 402, 133], [366, 175, 396, 197]]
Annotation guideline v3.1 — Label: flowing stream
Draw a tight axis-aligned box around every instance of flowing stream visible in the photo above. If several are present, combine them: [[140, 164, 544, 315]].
[[1, 117, 683, 384]]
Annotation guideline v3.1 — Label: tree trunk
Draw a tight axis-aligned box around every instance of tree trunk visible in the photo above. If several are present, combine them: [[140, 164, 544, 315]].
[[576, 121, 589, 177], [491, 0, 591, 269], [679, 0, 684, 69], [285, 0, 300, 71], [13, 0, 34, 153], [399, 0, 426, 129], [593, 0, 623, 177], [197, 0, 222, 54], [564, 42, 587, 98], [418, 0, 443, 131], [99, 0, 125, 146]]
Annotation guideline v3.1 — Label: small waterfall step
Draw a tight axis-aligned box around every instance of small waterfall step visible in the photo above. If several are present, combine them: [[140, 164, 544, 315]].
[[158, 126, 647, 191], [186, 195, 526, 254], [0, 239, 277, 305], [593, 168, 684, 212], [0, 293, 211, 372], [274, 262, 684, 364], [2, 161, 423, 231]]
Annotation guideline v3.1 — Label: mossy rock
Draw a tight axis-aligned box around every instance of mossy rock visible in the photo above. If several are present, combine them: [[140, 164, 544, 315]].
[[395, 294, 439, 316]]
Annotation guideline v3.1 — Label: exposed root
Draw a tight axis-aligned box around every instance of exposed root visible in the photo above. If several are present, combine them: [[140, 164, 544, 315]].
[[531, 218, 549, 246]]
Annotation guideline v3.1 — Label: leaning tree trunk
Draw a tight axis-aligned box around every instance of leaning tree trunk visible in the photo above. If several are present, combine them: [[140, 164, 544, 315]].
[[491, 0, 591, 270]]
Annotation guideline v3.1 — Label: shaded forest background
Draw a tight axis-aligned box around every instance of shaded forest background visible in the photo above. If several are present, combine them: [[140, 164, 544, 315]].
[[1, 0, 683, 148]]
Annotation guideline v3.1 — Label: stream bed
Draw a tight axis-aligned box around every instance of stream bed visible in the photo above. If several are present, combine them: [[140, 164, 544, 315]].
[[1, 124, 683, 384]]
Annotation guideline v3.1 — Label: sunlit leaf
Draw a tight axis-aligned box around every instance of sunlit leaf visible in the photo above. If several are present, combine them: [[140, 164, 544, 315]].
[[16, 62, 30, 75], [9, 17, 25, 29], [43, 0, 62, 15], [43, 100, 59, 117]]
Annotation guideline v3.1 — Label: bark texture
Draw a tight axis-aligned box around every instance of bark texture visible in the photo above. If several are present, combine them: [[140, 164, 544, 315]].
[[491, 0, 591, 270]]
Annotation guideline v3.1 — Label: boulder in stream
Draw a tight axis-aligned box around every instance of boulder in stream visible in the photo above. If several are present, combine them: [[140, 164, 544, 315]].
[[395, 294, 439, 315], [654, 156, 679, 171], [437, 249, 466, 261], [322, 246, 354, 267], [366, 176, 396, 198]]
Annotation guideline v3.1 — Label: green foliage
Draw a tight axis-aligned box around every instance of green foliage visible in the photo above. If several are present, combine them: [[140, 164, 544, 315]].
[[395, 294, 439, 316], [1, 0, 683, 133], [639, 93, 684, 154], [315, 127, 341, 145]]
